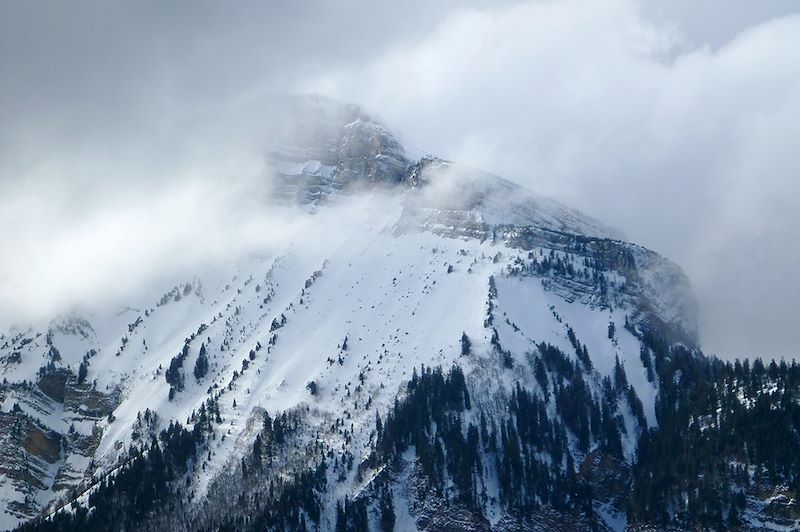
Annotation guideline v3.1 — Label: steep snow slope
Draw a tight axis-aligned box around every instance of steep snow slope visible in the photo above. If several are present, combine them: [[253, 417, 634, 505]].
[[0, 193, 685, 530], [404, 157, 623, 240]]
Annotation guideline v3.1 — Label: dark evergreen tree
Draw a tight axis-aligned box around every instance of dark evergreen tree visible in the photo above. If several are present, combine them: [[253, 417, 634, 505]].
[[461, 332, 471, 356], [77, 362, 88, 385], [193, 343, 209, 381]]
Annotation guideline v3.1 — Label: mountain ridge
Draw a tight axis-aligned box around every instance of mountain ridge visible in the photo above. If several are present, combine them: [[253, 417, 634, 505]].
[[2, 97, 798, 532]]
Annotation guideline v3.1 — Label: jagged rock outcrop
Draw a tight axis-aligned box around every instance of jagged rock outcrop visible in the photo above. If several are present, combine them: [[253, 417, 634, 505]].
[[269, 95, 409, 203]]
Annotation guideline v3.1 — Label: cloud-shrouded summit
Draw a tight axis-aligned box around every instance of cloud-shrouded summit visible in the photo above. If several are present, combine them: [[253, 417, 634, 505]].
[[3, 5, 800, 531], [0, 94, 703, 530], [1, 0, 799, 358]]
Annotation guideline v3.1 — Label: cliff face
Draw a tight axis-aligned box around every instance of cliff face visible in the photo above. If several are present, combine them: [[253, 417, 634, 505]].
[[269, 95, 409, 203], [0, 363, 116, 526]]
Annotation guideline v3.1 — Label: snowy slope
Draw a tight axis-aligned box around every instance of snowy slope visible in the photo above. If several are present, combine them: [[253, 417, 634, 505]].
[[0, 196, 681, 530], [0, 97, 701, 531]]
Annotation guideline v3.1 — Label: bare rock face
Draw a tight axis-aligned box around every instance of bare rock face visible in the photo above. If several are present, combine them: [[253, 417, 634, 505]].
[[0, 409, 60, 523], [0, 366, 117, 525], [580, 450, 630, 508], [406, 461, 493, 532], [745, 482, 800, 530], [268, 95, 409, 203], [23, 425, 61, 465]]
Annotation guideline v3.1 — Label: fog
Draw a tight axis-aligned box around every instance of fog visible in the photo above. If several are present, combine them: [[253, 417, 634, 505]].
[[1, 0, 798, 359]]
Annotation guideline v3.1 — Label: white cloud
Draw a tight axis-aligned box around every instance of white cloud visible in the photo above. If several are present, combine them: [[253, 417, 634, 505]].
[[314, 0, 800, 357], [0, 155, 281, 326], [0, 0, 798, 358]]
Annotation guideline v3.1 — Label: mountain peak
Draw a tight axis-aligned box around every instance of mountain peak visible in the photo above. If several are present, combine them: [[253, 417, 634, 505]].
[[268, 96, 621, 241], [2, 95, 757, 532]]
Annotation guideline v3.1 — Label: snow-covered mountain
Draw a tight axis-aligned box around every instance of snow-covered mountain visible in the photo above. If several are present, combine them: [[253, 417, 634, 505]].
[[3, 97, 799, 532]]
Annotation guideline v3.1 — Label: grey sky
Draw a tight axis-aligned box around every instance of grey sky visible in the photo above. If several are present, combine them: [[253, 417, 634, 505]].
[[1, 0, 798, 359]]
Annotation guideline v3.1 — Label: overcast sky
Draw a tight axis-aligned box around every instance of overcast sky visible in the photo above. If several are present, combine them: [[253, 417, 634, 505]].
[[1, 0, 798, 359]]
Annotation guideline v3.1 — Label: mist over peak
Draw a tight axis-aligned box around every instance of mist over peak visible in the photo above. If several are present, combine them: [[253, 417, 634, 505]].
[[2, 3, 800, 530]]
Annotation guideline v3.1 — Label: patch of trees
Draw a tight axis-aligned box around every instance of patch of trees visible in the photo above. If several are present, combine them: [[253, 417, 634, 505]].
[[19, 422, 201, 532], [212, 410, 325, 532], [370, 363, 613, 520], [270, 314, 287, 332], [166, 325, 208, 396], [628, 332, 800, 529]]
